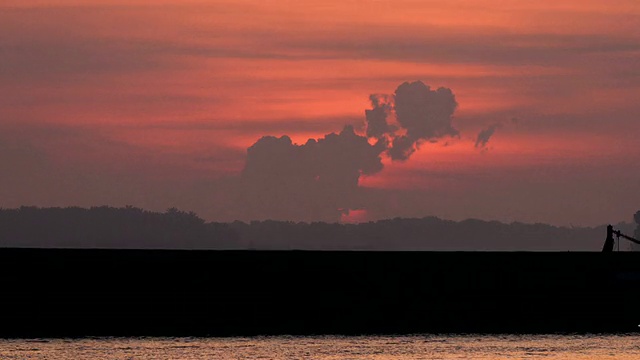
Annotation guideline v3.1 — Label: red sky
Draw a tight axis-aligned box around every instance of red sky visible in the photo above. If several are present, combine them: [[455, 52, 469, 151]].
[[1, 0, 639, 226]]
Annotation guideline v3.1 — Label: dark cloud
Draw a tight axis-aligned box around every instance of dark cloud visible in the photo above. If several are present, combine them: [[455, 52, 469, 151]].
[[475, 123, 502, 149], [363, 81, 459, 160], [394, 81, 459, 140], [238, 125, 385, 222], [229, 81, 461, 219], [387, 135, 415, 161], [364, 94, 394, 138], [389, 81, 459, 159]]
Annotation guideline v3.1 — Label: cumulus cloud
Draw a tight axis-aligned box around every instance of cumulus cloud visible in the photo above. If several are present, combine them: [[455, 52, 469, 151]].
[[475, 123, 502, 149], [363, 81, 459, 160], [387, 135, 415, 161], [223, 81, 461, 221], [394, 81, 459, 140], [365, 94, 395, 138], [239, 125, 386, 222]]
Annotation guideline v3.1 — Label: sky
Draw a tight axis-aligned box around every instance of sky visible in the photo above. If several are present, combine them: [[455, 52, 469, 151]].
[[1, 0, 639, 226]]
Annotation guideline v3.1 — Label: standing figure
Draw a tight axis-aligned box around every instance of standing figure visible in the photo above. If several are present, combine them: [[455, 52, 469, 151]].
[[634, 211, 640, 244], [602, 224, 615, 252]]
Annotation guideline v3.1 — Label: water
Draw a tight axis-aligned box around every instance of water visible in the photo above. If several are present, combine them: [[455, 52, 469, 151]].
[[0, 334, 638, 359]]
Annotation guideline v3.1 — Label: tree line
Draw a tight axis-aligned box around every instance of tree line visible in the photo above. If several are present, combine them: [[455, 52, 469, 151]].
[[0, 206, 637, 251]]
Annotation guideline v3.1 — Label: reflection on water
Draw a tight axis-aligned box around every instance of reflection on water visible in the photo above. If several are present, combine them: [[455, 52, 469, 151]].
[[1, 334, 639, 359]]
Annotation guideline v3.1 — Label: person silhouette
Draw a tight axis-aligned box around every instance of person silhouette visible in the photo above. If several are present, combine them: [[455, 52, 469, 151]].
[[602, 224, 615, 252]]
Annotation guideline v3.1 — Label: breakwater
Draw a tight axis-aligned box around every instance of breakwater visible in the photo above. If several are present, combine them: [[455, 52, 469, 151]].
[[1, 249, 639, 337]]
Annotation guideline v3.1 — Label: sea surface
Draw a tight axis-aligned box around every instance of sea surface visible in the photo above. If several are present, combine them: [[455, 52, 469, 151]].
[[1, 334, 639, 359]]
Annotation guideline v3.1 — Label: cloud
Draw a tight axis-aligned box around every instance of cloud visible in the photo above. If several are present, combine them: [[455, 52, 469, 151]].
[[387, 135, 415, 161], [390, 81, 459, 159], [475, 123, 502, 149], [238, 125, 385, 222], [363, 81, 459, 161], [364, 94, 394, 138], [394, 81, 459, 140], [229, 81, 461, 221]]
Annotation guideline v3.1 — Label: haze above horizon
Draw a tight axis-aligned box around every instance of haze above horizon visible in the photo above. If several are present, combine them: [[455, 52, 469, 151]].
[[1, 0, 639, 226]]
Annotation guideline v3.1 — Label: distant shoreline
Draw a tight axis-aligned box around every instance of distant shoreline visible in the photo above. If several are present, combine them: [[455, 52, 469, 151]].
[[1, 206, 635, 251]]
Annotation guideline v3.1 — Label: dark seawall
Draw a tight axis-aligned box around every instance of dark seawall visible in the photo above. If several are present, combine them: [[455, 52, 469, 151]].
[[1, 249, 640, 337]]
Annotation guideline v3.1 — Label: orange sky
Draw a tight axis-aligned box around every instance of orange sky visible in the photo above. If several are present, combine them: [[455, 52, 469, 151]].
[[1, 1, 639, 225]]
